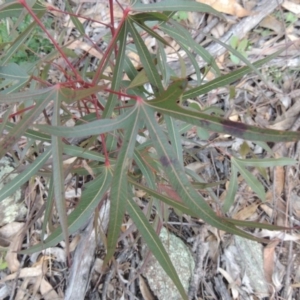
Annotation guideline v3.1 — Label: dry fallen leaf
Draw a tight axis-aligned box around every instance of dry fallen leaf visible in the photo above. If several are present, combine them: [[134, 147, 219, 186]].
[[233, 203, 259, 220], [67, 40, 103, 60], [263, 240, 279, 286], [1, 264, 43, 282], [5, 228, 24, 272], [196, 0, 251, 17], [139, 275, 155, 300], [282, 0, 300, 14], [40, 278, 62, 300], [259, 15, 284, 34]]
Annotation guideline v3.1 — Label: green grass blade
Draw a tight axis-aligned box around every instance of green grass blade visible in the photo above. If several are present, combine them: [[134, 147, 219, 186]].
[[127, 198, 188, 300]]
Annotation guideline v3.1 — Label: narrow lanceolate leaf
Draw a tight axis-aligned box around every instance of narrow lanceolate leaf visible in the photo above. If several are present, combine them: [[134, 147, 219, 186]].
[[63, 145, 107, 162], [133, 149, 156, 189], [234, 157, 296, 168], [36, 106, 138, 138], [232, 157, 266, 202], [127, 198, 188, 300], [165, 116, 184, 167], [128, 177, 195, 216], [131, 15, 171, 47], [104, 106, 141, 264], [0, 63, 30, 93], [0, 1, 45, 19], [182, 51, 283, 100], [0, 86, 54, 103], [1, 21, 37, 65], [41, 176, 54, 241], [0, 88, 55, 158], [103, 21, 128, 117], [51, 96, 69, 254], [222, 164, 238, 213], [141, 103, 262, 241], [20, 167, 112, 254], [131, 12, 169, 23], [65, 0, 85, 35], [146, 81, 300, 142], [127, 19, 163, 93], [132, 0, 223, 19], [4, 122, 51, 142], [0, 148, 51, 203], [160, 22, 220, 76], [128, 177, 285, 233]]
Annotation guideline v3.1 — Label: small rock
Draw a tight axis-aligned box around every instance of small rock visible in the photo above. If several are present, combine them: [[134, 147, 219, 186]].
[[143, 227, 194, 300], [0, 157, 27, 226]]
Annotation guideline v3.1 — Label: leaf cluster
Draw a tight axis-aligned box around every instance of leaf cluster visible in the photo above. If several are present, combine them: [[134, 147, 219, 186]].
[[0, 0, 298, 298]]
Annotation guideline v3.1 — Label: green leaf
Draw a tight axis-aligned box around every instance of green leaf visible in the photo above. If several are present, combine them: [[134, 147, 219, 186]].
[[102, 21, 128, 117], [36, 106, 139, 137], [160, 21, 220, 76], [141, 102, 261, 241], [127, 19, 163, 93], [0, 85, 55, 157], [222, 164, 238, 213], [132, 0, 223, 19], [0, 63, 30, 93], [0, 86, 54, 103], [128, 177, 195, 216], [130, 12, 169, 23], [0, 148, 51, 203], [146, 80, 300, 142], [165, 115, 184, 167], [232, 157, 265, 201], [51, 95, 69, 254], [20, 167, 113, 254], [65, 0, 85, 35], [104, 106, 141, 264], [0, 20, 37, 65], [127, 198, 188, 300], [234, 157, 296, 168], [0, 1, 45, 19], [182, 51, 284, 100]]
